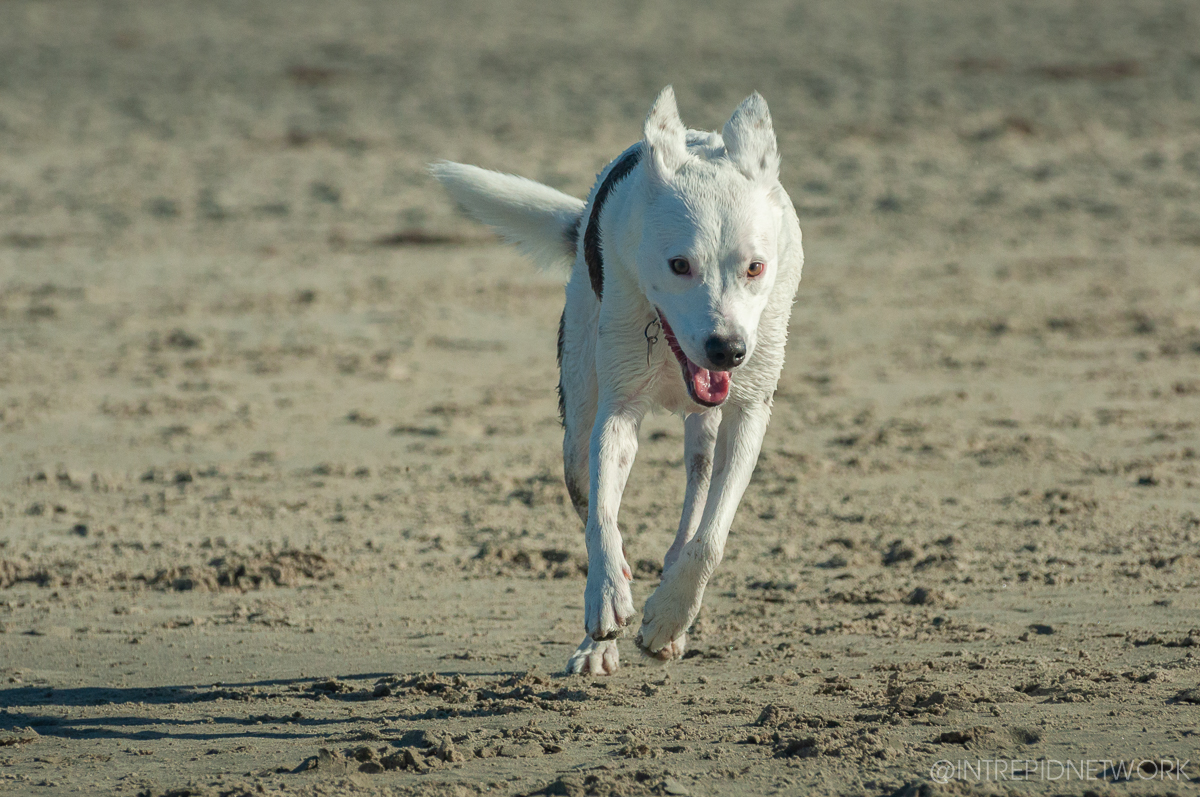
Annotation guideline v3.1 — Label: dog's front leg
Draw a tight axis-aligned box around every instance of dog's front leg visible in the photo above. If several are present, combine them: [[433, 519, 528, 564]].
[[636, 400, 770, 659], [582, 402, 643, 643]]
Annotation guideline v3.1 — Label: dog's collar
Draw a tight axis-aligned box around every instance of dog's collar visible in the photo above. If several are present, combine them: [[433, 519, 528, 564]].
[[583, 145, 643, 300], [643, 316, 661, 364]]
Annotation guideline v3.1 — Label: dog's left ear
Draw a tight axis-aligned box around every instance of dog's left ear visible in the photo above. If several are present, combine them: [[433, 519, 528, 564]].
[[643, 86, 690, 183], [722, 92, 779, 181]]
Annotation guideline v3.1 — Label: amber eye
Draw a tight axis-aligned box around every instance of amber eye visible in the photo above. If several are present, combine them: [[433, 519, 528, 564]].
[[747, 261, 766, 278], [668, 257, 691, 276]]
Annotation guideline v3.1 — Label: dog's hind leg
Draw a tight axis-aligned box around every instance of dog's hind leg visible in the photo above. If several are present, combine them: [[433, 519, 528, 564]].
[[636, 401, 772, 660], [663, 409, 721, 573], [565, 637, 619, 676], [559, 364, 596, 523], [562, 425, 592, 523], [558, 287, 600, 522], [639, 410, 719, 663]]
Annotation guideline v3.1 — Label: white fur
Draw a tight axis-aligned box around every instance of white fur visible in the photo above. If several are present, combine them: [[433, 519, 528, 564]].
[[429, 161, 584, 272], [432, 86, 803, 675]]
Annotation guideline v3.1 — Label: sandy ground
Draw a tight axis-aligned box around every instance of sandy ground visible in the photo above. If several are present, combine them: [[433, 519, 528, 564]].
[[2, 1, 1200, 795]]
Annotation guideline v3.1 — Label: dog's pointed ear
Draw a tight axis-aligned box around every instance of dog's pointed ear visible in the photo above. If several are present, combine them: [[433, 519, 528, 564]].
[[722, 92, 779, 181], [643, 86, 689, 182]]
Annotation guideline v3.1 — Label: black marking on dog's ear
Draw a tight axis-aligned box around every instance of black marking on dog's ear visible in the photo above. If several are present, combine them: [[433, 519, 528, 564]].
[[556, 310, 567, 425], [584, 146, 643, 300]]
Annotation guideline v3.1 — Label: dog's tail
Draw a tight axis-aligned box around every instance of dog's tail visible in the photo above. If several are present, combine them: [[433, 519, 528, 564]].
[[430, 162, 585, 273]]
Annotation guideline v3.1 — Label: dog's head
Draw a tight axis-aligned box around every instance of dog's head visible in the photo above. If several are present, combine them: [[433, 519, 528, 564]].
[[636, 86, 790, 406]]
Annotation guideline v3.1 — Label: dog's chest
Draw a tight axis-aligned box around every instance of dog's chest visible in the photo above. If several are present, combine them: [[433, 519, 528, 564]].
[[648, 359, 701, 415]]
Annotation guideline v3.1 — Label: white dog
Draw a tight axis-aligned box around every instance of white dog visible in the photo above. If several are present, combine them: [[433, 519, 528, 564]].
[[432, 86, 803, 675]]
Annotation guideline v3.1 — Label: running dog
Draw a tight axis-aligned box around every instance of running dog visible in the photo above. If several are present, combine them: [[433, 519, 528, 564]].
[[432, 86, 803, 675]]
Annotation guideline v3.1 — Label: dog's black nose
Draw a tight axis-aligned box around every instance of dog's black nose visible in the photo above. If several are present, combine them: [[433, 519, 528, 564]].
[[705, 335, 747, 369]]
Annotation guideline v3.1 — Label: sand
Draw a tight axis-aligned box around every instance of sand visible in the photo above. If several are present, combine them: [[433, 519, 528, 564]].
[[2, 1, 1199, 795]]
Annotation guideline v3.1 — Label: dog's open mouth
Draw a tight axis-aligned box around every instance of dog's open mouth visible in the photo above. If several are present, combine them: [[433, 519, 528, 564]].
[[656, 312, 731, 407]]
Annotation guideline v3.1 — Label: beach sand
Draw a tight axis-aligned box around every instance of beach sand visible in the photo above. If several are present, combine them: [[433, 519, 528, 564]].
[[2, 1, 1199, 794]]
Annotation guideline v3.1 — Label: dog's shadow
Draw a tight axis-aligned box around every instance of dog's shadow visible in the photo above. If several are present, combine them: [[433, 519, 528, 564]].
[[0, 670, 551, 743]]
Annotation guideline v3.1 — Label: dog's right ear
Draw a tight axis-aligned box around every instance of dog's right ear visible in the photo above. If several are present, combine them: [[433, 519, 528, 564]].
[[643, 86, 689, 183]]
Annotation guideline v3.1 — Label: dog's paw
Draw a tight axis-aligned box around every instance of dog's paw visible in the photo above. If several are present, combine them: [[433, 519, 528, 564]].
[[584, 560, 635, 641], [566, 637, 620, 675], [635, 574, 701, 656], [636, 630, 686, 662]]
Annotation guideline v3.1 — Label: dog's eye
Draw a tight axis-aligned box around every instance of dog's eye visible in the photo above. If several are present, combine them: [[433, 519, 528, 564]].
[[668, 257, 691, 276], [747, 261, 765, 278]]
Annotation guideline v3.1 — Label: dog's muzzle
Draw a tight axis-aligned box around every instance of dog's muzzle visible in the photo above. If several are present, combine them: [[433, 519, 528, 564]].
[[656, 312, 733, 407]]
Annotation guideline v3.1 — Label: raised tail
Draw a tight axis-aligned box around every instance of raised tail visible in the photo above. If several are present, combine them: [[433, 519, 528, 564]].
[[430, 161, 585, 273]]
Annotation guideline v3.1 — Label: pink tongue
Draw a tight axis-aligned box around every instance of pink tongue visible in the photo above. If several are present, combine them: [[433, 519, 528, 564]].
[[687, 361, 731, 404]]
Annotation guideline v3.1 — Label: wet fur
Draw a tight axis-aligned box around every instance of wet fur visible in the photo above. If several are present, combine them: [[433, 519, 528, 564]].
[[431, 87, 804, 675]]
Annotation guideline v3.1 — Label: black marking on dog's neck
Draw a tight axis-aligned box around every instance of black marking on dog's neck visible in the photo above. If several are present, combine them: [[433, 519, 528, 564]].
[[583, 146, 643, 300], [556, 309, 567, 424]]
